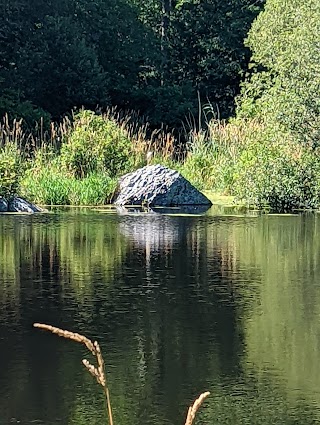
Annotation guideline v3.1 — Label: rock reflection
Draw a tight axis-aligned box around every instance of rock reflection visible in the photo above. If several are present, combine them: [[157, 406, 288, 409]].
[[119, 214, 184, 250], [116, 204, 211, 215]]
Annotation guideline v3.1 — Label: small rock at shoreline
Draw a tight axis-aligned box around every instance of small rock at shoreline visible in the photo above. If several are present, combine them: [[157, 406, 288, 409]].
[[0, 197, 8, 212], [0, 196, 44, 213]]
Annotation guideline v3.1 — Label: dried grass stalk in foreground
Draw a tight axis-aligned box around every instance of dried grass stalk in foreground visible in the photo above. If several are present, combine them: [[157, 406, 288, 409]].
[[184, 391, 210, 425], [33, 323, 113, 425], [34, 323, 209, 425]]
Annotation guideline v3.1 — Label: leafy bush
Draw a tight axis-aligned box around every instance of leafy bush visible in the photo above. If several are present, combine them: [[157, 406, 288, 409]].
[[231, 0, 320, 211], [238, 0, 320, 147], [232, 141, 320, 211], [60, 110, 132, 178], [0, 143, 22, 198]]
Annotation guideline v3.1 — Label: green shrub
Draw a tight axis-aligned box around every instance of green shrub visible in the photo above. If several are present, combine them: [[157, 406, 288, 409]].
[[238, 0, 320, 147], [232, 141, 320, 211], [60, 110, 132, 178], [0, 143, 22, 198]]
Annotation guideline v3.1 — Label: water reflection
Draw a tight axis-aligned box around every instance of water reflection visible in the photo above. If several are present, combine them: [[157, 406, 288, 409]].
[[0, 212, 320, 424], [116, 205, 211, 215], [239, 215, 320, 410], [119, 214, 183, 249]]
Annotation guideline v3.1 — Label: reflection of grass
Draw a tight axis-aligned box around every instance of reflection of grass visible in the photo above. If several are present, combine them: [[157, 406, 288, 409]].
[[204, 215, 320, 409], [0, 231, 19, 310], [0, 216, 126, 306]]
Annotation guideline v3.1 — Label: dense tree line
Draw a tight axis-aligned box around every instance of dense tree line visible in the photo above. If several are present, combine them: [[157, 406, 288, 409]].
[[0, 0, 264, 128]]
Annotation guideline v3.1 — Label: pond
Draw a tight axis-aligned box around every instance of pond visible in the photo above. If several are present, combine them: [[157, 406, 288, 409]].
[[1, 207, 320, 425]]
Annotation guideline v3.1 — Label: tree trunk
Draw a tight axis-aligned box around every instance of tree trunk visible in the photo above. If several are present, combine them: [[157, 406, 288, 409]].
[[161, 0, 171, 85]]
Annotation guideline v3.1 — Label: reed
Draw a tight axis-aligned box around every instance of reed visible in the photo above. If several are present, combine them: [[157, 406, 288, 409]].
[[34, 323, 210, 425], [0, 114, 31, 150], [0, 113, 70, 154], [33, 323, 114, 425], [184, 391, 210, 425]]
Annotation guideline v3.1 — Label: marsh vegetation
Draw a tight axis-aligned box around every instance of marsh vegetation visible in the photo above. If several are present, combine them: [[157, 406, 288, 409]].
[[2, 0, 320, 212]]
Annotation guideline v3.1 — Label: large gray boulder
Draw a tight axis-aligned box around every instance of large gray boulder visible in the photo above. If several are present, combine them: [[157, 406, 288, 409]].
[[114, 164, 212, 207]]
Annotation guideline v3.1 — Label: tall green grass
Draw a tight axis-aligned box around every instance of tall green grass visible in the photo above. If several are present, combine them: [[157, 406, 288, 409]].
[[0, 142, 22, 199], [2, 108, 320, 211], [180, 118, 259, 192], [21, 167, 117, 206], [0, 110, 178, 206], [181, 116, 320, 211]]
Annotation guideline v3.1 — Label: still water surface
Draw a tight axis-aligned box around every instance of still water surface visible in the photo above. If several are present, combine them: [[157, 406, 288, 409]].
[[1, 208, 320, 425]]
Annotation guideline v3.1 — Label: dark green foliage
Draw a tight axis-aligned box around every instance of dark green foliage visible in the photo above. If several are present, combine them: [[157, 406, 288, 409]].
[[0, 0, 264, 128], [168, 0, 265, 117], [130, 0, 264, 126], [0, 1, 109, 119], [136, 84, 195, 128], [0, 90, 51, 127]]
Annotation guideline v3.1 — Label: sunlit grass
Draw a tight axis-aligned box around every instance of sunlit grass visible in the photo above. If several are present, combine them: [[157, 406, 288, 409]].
[[0, 110, 179, 206], [2, 109, 320, 211]]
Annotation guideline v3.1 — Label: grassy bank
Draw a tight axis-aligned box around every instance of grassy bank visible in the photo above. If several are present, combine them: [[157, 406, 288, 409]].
[[181, 118, 320, 212], [0, 110, 176, 206], [1, 110, 320, 212]]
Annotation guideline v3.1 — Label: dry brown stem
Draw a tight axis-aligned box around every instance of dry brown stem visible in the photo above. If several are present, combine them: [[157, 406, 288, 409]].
[[33, 323, 95, 354], [184, 391, 210, 425], [33, 323, 114, 425], [34, 322, 208, 425]]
